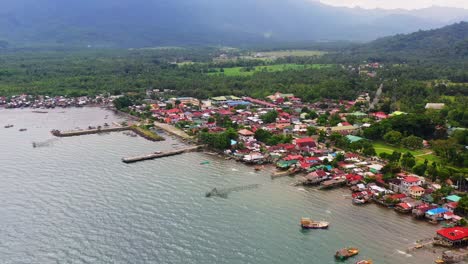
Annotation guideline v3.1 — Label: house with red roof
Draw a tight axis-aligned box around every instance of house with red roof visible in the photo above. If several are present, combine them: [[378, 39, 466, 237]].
[[294, 137, 316, 148], [444, 202, 459, 212], [436, 227, 468, 247], [408, 186, 425, 199], [401, 176, 423, 193], [372, 112, 389, 120], [238, 129, 255, 142]]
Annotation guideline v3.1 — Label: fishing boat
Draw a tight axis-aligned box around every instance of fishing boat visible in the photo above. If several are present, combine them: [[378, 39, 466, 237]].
[[4, 124, 13, 128], [19, 128, 27, 132], [254, 165, 264, 171], [300, 217, 329, 229], [335, 247, 359, 260], [356, 260, 372, 264]]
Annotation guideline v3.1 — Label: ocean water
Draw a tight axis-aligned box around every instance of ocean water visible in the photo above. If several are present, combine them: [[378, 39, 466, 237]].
[[0, 108, 445, 264]]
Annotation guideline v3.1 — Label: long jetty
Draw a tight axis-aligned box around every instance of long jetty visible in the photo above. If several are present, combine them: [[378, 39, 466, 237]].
[[52, 126, 130, 137], [122, 145, 202, 163]]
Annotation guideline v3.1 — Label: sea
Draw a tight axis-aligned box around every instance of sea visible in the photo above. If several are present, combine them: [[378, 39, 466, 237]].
[[0, 107, 452, 264]]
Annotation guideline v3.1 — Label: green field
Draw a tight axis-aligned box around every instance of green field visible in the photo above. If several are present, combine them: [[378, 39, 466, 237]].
[[255, 50, 326, 57], [372, 141, 441, 164], [208, 64, 332, 76]]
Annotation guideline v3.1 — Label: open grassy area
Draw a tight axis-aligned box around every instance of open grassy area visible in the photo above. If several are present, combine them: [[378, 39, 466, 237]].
[[255, 50, 326, 57], [372, 141, 441, 164], [131, 125, 165, 141], [208, 64, 332, 76]]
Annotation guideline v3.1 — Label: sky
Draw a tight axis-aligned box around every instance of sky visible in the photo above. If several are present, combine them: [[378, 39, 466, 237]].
[[318, 0, 468, 10]]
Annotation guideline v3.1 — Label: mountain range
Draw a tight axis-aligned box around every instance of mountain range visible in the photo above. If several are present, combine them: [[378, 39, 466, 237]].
[[0, 0, 468, 48], [349, 22, 468, 61]]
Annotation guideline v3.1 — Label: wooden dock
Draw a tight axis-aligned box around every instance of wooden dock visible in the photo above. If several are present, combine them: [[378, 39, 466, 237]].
[[52, 126, 130, 137], [122, 145, 202, 163]]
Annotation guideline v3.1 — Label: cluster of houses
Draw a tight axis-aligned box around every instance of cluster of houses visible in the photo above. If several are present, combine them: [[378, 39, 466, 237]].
[[0, 94, 114, 109], [125, 91, 467, 235]]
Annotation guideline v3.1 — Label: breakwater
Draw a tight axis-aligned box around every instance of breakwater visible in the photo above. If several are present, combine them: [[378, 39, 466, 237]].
[[51, 126, 130, 137], [122, 145, 202, 163]]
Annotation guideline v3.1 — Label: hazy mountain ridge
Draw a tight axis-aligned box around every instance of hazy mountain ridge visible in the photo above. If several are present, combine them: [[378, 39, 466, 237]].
[[349, 22, 468, 61], [0, 0, 467, 48]]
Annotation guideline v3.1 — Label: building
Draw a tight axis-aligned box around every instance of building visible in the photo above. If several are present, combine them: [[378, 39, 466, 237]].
[[294, 137, 316, 148], [436, 227, 468, 247], [401, 176, 423, 193], [425, 103, 445, 110], [238, 129, 255, 142], [408, 186, 425, 199], [174, 97, 200, 106]]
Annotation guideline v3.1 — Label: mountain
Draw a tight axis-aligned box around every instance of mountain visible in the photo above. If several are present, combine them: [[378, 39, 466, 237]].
[[348, 22, 468, 61], [0, 0, 467, 48]]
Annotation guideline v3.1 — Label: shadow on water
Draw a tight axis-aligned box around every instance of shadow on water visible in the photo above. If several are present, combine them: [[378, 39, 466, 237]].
[[205, 184, 260, 198], [32, 138, 59, 148]]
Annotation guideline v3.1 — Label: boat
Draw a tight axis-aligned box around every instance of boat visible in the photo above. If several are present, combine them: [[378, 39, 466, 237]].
[[435, 259, 445, 264], [335, 247, 359, 260], [300, 217, 329, 229], [254, 165, 264, 171], [200, 161, 210, 165], [19, 128, 27, 132], [356, 260, 372, 264], [4, 124, 13, 128]]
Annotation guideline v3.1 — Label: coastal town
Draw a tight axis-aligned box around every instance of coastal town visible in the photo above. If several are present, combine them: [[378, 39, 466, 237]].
[[1, 88, 467, 263]]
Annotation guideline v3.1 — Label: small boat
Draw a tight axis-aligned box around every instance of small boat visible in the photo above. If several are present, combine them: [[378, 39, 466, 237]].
[[300, 217, 329, 229], [356, 260, 372, 264], [19, 128, 27, 132], [200, 161, 210, 165], [254, 165, 264, 171], [154, 151, 162, 154], [335, 247, 359, 260], [4, 124, 14, 128], [435, 259, 445, 264]]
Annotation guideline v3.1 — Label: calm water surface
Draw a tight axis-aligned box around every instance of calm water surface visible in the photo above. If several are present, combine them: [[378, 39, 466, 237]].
[[0, 108, 446, 263]]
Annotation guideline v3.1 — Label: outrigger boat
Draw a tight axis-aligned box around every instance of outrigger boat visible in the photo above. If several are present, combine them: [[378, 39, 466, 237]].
[[356, 260, 372, 264], [300, 217, 329, 229], [335, 247, 359, 260]]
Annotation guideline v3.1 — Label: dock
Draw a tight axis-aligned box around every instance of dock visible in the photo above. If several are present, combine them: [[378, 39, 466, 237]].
[[122, 145, 202, 163], [52, 126, 130, 137]]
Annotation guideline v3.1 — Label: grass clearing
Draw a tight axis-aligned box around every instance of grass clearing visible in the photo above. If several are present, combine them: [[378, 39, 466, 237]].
[[372, 141, 441, 164], [207, 64, 332, 76], [255, 50, 326, 57]]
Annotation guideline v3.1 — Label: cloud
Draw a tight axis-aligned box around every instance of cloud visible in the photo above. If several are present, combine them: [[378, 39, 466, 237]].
[[318, 0, 468, 10]]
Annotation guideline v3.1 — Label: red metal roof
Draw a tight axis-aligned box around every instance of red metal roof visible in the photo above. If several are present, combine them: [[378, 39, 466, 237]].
[[437, 227, 468, 241], [295, 137, 314, 144], [403, 176, 421, 183]]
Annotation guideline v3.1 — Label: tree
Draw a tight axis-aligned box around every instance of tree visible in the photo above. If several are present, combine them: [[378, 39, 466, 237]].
[[113, 96, 133, 110], [389, 151, 402, 163], [401, 152, 416, 170], [306, 126, 317, 136], [412, 163, 427, 176], [363, 146, 376, 157], [383, 130, 402, 145], [254, 129, 272, 143], [401, 135, 423, 150], [261, 110, 278, 124]]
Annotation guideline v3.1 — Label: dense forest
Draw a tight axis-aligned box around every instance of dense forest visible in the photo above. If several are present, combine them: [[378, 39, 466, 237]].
[[0, 48, 380, 101]]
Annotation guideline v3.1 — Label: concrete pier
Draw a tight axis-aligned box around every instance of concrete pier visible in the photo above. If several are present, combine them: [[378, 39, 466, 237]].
[[122, 145, 202, 163], [52, 126, 131, 137]]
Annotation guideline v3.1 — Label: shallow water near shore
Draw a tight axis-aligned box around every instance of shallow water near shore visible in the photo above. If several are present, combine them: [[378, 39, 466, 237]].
[[0, 108, 453, 263]]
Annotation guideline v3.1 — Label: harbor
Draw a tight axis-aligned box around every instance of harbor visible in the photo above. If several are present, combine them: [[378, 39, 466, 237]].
[[0, 107, 457, 264]]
